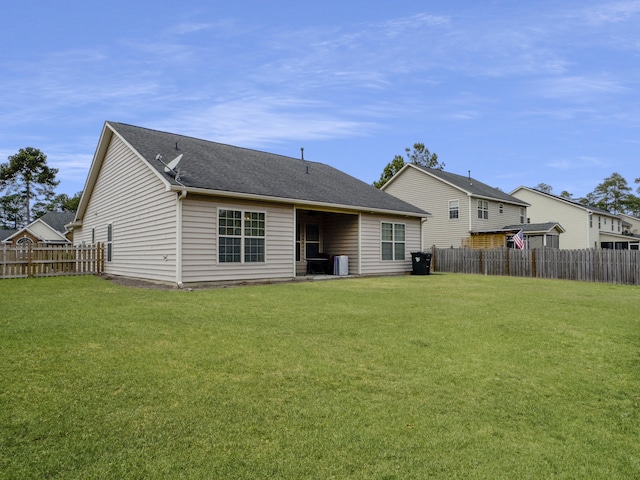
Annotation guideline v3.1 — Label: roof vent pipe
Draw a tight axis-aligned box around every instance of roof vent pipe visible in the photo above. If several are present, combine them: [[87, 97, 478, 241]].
[[301, 147, 304, 161]]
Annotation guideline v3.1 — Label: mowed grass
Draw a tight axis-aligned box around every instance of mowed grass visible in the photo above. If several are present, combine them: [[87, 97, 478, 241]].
[[1, 274, 639, 479]]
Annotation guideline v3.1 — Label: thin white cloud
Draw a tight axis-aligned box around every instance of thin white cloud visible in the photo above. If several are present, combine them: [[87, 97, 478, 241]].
[[582, 0, 640, 23], [533, 75, 630, 100], [149, 95, 378, 148]]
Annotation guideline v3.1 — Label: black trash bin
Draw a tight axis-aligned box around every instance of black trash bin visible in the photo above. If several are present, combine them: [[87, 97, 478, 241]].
[[411, 252, 432, 275]]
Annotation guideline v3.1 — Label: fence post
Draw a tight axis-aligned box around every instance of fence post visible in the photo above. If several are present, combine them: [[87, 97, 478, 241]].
[[531, 249, 537, 278], [505, 247, 510, 276]]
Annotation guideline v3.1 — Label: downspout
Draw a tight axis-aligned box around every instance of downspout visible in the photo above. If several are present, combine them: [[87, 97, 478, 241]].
[[468, 195, 473, 234], [176, 189, 187, 287]]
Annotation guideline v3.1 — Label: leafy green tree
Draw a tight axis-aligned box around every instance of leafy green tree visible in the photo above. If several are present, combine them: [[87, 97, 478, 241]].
[[0, 193, 24, 228], [374, 143, 443, 189], [33, 191, 82, 219], [590, 172, 631, 214], [576, 192, 599, 208], [535, 183, 553, 194], [0, 147, 59, 225], [559, 190, 573, 199]]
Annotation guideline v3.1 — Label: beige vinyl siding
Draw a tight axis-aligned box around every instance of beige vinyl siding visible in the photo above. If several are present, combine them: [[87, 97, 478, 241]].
[[322, 212, 360, 274], [29, 222, 67, 242], [470, 199, 523, 231], [511, 188, 590, 249], [74, 135, 177, 282], [359, 214, 421, 275], [181, 197, 295, 283], [384, 167, 468, 248]]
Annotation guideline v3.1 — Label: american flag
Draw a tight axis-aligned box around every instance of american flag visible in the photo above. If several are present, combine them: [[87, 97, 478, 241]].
[[513, 229, 525, 249]]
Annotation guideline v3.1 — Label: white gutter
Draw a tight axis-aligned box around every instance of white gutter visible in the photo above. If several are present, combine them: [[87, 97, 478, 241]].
[[167, 185, 427, 219]]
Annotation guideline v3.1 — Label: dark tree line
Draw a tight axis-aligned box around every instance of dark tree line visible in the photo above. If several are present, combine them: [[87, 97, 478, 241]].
[[0, 147, 81, 229], [536, 172, 640, 217]]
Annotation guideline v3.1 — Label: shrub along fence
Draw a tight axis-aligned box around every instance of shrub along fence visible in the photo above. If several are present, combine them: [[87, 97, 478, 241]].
[[0, 244, 104, 279], [432, 247, 640, 285]]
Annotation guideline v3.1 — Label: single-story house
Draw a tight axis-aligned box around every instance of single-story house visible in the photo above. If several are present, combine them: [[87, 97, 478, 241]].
[[69, 122, 429, 286], [1, 211, 75, 246]]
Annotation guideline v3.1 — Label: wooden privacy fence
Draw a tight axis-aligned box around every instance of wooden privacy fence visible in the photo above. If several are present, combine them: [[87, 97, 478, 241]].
[[0, 244, 104, 279], [432, 247, 640, 285]]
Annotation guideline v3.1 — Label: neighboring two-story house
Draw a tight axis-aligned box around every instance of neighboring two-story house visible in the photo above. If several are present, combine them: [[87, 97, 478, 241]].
[[510, 186, 639, 250], [382, 165, 533, 249]]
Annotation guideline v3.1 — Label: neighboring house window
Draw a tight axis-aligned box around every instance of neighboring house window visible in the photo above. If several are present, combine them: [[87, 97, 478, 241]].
[[449, 200, 459, 219], [218, 209, 265, 263], [92, 228, 95, 244], [296, 223, 301, 262], [381, 222, 405, 261], [16, 237, 33, 245], [477, 200, 489, 220], [107, 223, 113, 262], [499, 203, 504, 214], [520, 208, 526, 224], [598, 217, 601, 229], [618, 220, 621, 232], [590, 218, 593, 228]]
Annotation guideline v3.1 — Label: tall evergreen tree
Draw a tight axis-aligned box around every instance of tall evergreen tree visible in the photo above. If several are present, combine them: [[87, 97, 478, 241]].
[[0, 147, 59, 225], [374, 143, 443, 188]]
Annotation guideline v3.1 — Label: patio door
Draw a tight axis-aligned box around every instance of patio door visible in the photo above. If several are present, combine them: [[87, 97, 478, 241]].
[[305, 224, 320, 258]]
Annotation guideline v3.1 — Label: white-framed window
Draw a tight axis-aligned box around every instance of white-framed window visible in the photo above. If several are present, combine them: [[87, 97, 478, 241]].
[[499, 203, 504, 214], [91, 228, 95, 244], [16, 237, 33, 245], [381, 222, 405, 261], [218, 209, 265, 263], [519, 207, 525, 224], [106, 223, 113, 262], [449, 200, 459, 219], [477, 200, 489, 220]]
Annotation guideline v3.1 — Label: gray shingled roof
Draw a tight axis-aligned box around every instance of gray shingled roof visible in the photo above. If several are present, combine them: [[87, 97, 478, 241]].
[[0, 229, 17, 241], [39, 211, 76, 233], [517, 187, 615, 216], [108, 122, 428, 216], [412, 165, 529, 206], [503, 222, 565, 233]]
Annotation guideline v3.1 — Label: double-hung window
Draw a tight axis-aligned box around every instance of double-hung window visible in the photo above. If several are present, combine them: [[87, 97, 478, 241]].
[[477, 200, 489, 220], [381, 222, 405, 261], [219, 209, 265, 263], [449, 200, 459, 219]]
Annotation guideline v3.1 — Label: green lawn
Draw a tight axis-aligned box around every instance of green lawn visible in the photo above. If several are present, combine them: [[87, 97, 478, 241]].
[[1, 274, 639, 479]]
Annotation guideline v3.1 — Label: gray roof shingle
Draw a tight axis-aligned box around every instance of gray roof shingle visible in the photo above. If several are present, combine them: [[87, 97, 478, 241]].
[[0, 229, 17, 241], [412, 165, 529, 206], [109, 122, 427, 216], [39, 211, 76, 233]]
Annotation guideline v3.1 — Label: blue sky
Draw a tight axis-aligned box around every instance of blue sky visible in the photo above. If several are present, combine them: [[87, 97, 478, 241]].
[[2, 1, 639, 198]]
